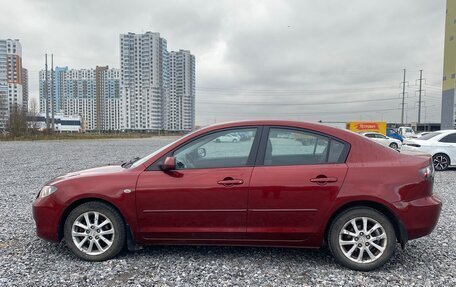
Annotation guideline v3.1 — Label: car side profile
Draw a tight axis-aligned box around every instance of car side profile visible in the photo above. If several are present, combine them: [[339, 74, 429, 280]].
[[33, 120, 441, 271], [402, 130, 456, 171], [360, 132, 402, 150]]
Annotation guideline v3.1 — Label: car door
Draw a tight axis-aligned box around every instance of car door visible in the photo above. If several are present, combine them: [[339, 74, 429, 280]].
[[439, 133, 456, 163], [374, 133, 390, 147], [135, 127, 261, 240], [247, 127, 349, 241]]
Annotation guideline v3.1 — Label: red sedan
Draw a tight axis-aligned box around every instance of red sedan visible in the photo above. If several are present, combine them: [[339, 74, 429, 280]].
[[33, 120, 441, 271]]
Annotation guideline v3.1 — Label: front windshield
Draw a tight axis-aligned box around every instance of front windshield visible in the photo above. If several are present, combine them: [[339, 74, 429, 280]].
[[419, 131, 441, 140]]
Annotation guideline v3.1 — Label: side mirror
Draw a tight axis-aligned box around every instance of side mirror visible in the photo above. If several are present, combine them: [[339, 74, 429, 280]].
[[197, 147, 206, 158], [160, 156, 176, 171]]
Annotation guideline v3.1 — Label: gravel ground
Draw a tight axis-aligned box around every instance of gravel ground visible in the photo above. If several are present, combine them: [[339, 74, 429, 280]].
[[0, 138, 455, 287]]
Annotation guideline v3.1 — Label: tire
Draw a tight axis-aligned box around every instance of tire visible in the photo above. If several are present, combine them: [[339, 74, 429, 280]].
[[389, 142, 398, 149], [328, 207, 396, 271], [64, 201, 126, 261], [433, 153, 450, 171], [232, 139, 238, 143]]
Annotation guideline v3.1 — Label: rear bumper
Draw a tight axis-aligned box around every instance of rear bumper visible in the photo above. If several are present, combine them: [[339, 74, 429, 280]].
[[392, 195, 442, 240], [32, 196, 61, 242]]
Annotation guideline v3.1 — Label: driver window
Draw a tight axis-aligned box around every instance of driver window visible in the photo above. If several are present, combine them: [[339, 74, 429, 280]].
[[173, 128, 257, 169]]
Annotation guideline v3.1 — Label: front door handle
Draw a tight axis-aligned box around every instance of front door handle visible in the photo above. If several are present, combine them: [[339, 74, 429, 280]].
[[310, 177, 338, 184], [218, 177, 244, 186]]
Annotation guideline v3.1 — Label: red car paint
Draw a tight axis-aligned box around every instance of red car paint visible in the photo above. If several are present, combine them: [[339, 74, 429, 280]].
[[33, 120, 441, 248]]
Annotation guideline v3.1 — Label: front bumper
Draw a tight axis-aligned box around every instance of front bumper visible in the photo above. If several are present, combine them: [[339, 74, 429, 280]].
[[32, 195, 62, 242], [392, 195, 442, 240]]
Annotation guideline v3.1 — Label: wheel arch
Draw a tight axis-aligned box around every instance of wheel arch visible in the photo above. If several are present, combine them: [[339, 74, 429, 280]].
[[58, 197, 126, 241], [323, 200, 408, 248], [432, 152, 451, 166]]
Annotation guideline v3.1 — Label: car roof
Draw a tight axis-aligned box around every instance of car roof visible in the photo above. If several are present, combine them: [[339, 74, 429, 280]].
[[136, 120, 404, 170], [438, 130, 456, 134]]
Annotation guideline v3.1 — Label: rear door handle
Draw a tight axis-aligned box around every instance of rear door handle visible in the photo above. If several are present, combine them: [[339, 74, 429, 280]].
[[218, 178, 244, 186], [310, 177, 338, 184]]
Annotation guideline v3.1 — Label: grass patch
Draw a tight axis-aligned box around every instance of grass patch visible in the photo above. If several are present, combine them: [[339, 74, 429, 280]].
[[0, 132, 184, 141]]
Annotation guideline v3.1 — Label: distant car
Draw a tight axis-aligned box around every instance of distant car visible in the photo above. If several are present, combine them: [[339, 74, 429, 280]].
[[398, 126, 416, 138], [33, 120, 441, 271], [214, 133, 241, 143], [234, 132, 251, 141], [387, 129, 404, 142], [360, 132, 402, 150], [402, 130, 456, 171]]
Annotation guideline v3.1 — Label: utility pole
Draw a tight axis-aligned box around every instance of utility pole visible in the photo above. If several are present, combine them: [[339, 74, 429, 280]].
[[51, 54, 55, 131], [45, 54, 49, 130], [400, 69, 406, 125], [417, 69, 423, 124]]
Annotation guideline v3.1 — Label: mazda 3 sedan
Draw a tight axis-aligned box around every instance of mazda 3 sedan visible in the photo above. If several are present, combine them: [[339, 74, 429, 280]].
[[33, 120, 441, 271]]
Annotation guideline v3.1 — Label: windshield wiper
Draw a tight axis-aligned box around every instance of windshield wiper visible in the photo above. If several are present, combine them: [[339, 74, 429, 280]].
[[121, 157, 141, 168]]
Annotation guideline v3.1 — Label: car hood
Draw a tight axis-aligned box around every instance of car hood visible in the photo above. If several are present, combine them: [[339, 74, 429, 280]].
[[47, 165, 125, 185]]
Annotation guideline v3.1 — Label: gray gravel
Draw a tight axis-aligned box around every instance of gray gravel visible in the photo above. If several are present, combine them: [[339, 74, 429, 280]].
[[0, 137, 455, 286]]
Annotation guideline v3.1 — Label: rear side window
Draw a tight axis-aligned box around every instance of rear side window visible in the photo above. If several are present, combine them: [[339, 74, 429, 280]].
[[263, 128, 347, 166], [328, 139, 346, 163], [440, 133, 456, 143]]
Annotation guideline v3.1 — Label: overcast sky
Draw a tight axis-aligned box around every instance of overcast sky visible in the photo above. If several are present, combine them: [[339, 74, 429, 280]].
[[0, 0, 447, 126]]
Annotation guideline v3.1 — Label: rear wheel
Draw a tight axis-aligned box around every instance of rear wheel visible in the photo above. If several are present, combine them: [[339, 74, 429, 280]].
[[232, 138, 238, 143], [433, 153, 450, 171], [328, 207, 396, 271], [64, 201, 126, 261], [389, 142, 398, 149]]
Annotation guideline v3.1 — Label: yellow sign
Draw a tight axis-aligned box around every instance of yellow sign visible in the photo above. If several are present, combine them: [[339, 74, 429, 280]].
[[346, 122, 387, 135]]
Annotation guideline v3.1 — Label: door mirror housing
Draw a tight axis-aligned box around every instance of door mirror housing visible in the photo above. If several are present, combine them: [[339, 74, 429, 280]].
[[197, 147, 206, 158], [160, 156, 176, 171]]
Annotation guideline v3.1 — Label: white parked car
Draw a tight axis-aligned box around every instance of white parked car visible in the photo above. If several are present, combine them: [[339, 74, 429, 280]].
[[214, 133, 241, 143], [402, 130, 456, 171], [360, 132, 402, 150]]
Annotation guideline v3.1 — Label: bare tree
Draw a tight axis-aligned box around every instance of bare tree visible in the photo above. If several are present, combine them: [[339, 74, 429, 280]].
[[27, 98, 40, 132], [6, 104, 27, 137]]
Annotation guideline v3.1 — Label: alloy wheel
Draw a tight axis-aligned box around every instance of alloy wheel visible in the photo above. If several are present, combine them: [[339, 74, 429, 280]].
[[71, 211, 115, 256], [338, 217, 387, 264], [433, 155, 449, 171]]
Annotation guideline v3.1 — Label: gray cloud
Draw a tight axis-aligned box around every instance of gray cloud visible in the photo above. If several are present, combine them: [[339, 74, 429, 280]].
[[0, 0, 446, 125]]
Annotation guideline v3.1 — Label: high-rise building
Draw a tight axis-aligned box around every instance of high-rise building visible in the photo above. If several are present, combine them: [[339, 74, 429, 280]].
[[120, 32, 169, 131], [165, 50, 195, 131], [441, 0, 456, 129], [39, 67, 121, 131], [120, 32, 196, 131], [22, 68, 28, 112], [0, 39, 25, 130], [39, 66, 67, 116], [0, 40, 7, 130]]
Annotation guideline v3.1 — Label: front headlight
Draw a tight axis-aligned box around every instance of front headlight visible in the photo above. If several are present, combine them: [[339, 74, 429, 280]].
[[38, 186, 58, 198]]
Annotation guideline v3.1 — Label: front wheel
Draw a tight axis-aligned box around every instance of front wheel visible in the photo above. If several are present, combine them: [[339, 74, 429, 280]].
[[433, 153, 450, 171], [64, 201, 126, 261], [328, 207, 396, 271]]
